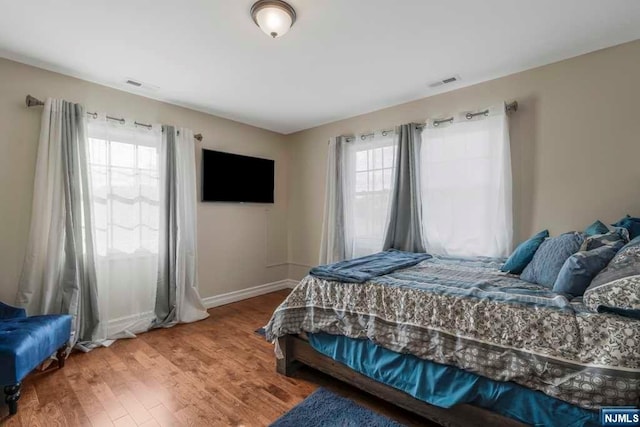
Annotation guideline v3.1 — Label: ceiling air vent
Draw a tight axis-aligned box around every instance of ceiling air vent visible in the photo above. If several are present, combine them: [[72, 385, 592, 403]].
[[428, 75, 461, 88], [123, 78, 159, 91]]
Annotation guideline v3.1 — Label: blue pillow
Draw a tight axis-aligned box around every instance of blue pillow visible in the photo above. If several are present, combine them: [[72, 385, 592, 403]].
[[500, 230, 549, 274], [584, 220, 609, 237], [553, 245, 620, 297], [611, 215, 640, 240], [520, 232, 584, 287]]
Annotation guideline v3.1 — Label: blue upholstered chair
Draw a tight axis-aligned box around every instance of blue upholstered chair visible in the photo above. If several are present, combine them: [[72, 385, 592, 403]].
[[0, 302, 71, 415]]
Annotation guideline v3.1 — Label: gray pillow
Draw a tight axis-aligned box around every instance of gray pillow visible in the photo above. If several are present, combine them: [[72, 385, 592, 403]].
[[584, 236, 640, 319], [520, 232, 584, 287], [579, 230, 627, 252]]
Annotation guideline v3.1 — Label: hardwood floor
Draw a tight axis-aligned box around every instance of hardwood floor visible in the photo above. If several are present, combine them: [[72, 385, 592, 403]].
[[1, 290, 432, 427]]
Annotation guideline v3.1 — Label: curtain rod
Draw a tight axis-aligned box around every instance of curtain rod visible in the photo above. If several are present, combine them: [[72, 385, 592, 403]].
[[341, 100, 518, 142], [431, 101, 518, 127], [25, 95, 204, 142]]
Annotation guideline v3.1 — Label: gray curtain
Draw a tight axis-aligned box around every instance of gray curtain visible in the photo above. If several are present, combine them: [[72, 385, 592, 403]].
[[319, 136, 348, 264], [60, 101, 101, 344], [154, 125, 178, 326], [153, 126, 209, 326], [382, 123, 426, 252], [17, 98, 100, 346]]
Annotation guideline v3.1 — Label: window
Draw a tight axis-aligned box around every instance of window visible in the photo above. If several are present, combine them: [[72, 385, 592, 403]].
[[346, 134, 397, 258], [87, 118, 163, 332], [420, 110, 512, 257], [88, 124, 161, 257]]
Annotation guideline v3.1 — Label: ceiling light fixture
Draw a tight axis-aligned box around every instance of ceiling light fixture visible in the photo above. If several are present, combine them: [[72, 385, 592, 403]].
[[250, 0, 296, 39]]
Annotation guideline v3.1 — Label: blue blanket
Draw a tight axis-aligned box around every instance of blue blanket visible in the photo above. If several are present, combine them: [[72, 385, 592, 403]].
[[309, 249, 431, 283], [377, 256, 574, 309]]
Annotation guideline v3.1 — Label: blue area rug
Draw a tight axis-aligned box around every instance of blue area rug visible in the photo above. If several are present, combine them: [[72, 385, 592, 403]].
[[270, 388, 405, 427]]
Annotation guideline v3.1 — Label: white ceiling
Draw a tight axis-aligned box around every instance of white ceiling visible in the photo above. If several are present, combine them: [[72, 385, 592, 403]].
[[1, 1, 639, 134]]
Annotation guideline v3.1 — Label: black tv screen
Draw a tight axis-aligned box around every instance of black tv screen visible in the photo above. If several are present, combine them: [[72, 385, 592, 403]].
[[202, 149, 274, 203]]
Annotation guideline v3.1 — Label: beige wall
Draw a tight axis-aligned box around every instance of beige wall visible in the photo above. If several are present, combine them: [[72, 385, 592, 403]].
[[287, 40, 640, 279], [2, 39, 640, 298], [0, 58, 289, 303]]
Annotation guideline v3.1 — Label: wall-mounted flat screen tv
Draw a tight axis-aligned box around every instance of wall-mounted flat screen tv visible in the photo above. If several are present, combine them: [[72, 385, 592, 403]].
[[202, 149, 275, 203]]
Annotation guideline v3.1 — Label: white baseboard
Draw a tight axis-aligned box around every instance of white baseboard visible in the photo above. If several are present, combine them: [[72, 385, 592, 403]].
[[202, 279, 299, 309], [282, 279, 299, 289]]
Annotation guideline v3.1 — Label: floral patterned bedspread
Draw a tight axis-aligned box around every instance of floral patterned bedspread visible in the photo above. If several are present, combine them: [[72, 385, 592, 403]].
[[264, 256, 640, 410]]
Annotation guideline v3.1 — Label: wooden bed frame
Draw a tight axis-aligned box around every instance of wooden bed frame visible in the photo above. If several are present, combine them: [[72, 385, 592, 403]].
[[276, 334, 526, 427]]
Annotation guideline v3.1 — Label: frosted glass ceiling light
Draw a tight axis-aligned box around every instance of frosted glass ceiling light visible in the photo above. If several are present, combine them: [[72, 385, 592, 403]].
[[251, 0, 296, 39]]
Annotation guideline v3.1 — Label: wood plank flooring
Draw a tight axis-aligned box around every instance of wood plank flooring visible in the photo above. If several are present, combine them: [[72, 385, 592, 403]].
[[1, 290, 432, 427]]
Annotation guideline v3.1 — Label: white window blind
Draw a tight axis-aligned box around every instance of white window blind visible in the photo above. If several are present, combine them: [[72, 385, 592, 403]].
[[88, 124, 161, 257]]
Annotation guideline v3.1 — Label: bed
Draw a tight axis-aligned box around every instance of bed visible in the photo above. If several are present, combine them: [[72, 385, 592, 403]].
[[264, 254, 640, 426]]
